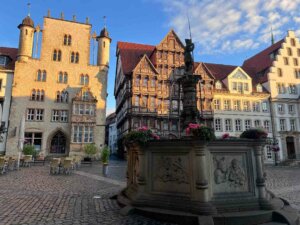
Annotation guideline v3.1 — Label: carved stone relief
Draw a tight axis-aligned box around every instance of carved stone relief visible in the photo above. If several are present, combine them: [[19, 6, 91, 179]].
[[212, 154, 248, 193]]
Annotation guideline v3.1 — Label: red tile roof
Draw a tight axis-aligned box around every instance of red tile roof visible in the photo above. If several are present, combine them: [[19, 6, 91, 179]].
[[0, 47, 18, 70], [203, 62, 237, 81], [117, 42, 155, 75], [242, 39, 284, 83]]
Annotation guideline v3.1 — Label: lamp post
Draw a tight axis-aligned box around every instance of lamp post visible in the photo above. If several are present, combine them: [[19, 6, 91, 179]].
[[271, 138, 279, 166]]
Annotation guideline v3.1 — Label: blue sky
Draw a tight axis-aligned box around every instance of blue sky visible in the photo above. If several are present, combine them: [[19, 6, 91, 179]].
[[1, 0, 300, 115]]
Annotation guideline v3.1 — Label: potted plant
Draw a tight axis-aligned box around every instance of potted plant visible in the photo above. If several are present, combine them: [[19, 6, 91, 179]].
[[101, 146, 110, 176], [23, 145, 37, 158], [83, 143, 97, 162], [185, 123, 216, 142], [240, 128, 268, 140], [123, 126, 160, 147]]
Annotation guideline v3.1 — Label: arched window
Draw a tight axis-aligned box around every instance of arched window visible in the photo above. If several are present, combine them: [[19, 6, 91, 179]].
[[40, 90, 45, 101], [82, 91, 89, 100], [63, 35, 68, 45], [71, 52, 75, 63], [56, 91, 61, 102], [80, 74, 85, 85], [58, 72, 63, 83], [57, 50, 62, 61], [103, 41, 105, 48], [42, 70, 47, 81], [37, 70, 42, 81], [36, 90, 41, 101], [64, 72, 68, 83], [62, 91, 68, 103], [68, 35, 72, 46], [215, 81, 222, 90], [84, 75, 89, 85], [257, 84, 263, 92], [31, 89, 36, 100], [75, 52, 79, 63], [53, 50, 57, 61]]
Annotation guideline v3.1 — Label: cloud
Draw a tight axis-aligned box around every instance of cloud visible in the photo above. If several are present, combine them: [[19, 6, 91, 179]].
[[158, 0, 300, 54]]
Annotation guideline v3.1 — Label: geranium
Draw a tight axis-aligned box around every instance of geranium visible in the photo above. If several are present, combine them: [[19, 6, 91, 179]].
[[222, 133, 230, 139], [124, 126, 160, 146], [185, 123, 215, 142], [240, 128, 268, 139]]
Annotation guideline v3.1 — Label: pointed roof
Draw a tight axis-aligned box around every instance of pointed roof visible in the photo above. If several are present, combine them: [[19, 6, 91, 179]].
[[18, 16, 34, 29], [156, 29, 185, 49], [117, 41, 155, 75], [203, 62, 237, 81], [242, 39, 284, 83], [0, 47, 18, 70], [133, 54, 158, 74]]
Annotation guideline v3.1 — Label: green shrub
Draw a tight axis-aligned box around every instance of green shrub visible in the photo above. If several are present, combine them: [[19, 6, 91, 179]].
[[240, 128, 268, 139], [101, 146, 110, 164], [23, 145, 37, 157], [84, 143, 97, 158]]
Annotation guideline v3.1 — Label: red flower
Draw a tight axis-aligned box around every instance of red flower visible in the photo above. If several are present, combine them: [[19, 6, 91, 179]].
[[138, 126, 148, 131], [151, 134, 160, 140], [186, 127, 191, 135], [222, 133, 230, 139]]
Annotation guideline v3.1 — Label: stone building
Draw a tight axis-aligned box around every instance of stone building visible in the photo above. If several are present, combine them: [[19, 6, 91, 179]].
[[114, 30, 213, 139], [6, 14, 111, 157], [243, 30, 300, 162], [0, 47, 18, 153], [105, 112, 117, 154]]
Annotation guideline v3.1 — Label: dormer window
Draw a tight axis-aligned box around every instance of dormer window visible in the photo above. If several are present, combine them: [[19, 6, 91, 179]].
[[257, 84, 263, 92], [215, 81, 222, 90], [0, 56, 8, 66]]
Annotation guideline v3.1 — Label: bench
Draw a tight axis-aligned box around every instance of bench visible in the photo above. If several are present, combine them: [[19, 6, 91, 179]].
[[33, 158, 45, 166]]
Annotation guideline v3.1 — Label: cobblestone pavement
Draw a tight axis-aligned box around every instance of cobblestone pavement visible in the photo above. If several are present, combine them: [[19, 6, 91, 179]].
[[1, 160, 300, 225], [0, 161, 175, 225]]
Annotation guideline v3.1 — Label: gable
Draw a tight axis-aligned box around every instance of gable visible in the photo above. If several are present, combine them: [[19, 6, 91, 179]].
[[228, 67, 251, 80], [156, 29, 185, 51], [194, 62, 214, 80], [133, 55, 158, 75]]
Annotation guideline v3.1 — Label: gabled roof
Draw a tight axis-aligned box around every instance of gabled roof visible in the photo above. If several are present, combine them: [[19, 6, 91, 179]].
[[0, 47, 18, 71], [203, 62, 237, 81], [132, 54, 158, 74], [242, 39, 284, 83], [156, 29, 185, 49], [117, 42, 155, 75]]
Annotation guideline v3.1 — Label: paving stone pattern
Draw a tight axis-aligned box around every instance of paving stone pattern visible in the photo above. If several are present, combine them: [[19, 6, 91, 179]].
[[0, 161, 299, 225]]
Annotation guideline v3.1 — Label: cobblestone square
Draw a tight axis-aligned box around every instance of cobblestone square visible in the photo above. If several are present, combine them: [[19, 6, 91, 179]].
[[0, 160, 299, 225]]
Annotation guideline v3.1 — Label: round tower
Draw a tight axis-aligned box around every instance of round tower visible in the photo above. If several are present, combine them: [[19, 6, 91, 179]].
[[96, 27, 111, 67], [17, 16, 35, 62]]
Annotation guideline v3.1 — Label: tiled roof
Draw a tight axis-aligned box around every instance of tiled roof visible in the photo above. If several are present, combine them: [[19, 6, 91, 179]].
[[242, 39, 284, 83], [203, 62, 237, 81], [0, 47, 18, 70], [117, 42, 155, 75]]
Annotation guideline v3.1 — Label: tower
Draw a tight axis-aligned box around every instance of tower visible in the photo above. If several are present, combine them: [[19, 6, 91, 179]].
[[17, 16, 35, 61], [97, 27, 111, 67]]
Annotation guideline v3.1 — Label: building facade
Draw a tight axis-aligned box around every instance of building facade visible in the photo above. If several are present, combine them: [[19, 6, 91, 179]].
[[105, 112, 117, 154], [0, 47, 17, 153], [6, 14, 110, 157]]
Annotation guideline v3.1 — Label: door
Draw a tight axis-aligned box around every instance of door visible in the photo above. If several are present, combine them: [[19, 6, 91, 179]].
[[286, 136, 296, 159], [50, 131, 66, 154]]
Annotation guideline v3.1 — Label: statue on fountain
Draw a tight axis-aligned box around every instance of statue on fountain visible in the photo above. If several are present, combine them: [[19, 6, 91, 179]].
[[184, 38, 194, 74]]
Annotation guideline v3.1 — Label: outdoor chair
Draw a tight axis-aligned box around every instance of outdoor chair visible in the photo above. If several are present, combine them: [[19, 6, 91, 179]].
[[49, 158, 60, 175], [23, 155, 33, 167], [74, 156, 82, 169], [7, 157, 16, 171], [0, 157, 8, 174], [62, 159, 73, 175]]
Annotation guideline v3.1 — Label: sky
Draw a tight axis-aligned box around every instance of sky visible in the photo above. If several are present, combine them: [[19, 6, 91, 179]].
[[1, 0, 300, 116]]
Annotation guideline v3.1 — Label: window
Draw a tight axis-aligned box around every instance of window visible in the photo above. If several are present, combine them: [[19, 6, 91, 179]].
[[243, 101, 250, 111], [237, 82, 243, 93], [37, 70, 46, 81], [262, 102, 268, 112], [26, 109, 44, 121], [171, 120, 177, 131], [233, 100, 241, 111], [294, 58, 298, 66], [224, 99, 231, 110], [244, 83, 249, 91], [56, 91, 68, 103], [0, 56, 7, 66], [58, 72, 63, 83], [279, 119, 286, 131], [67, 35, 72, 46], [82, 91, 89, 101], [288, 84, 297, 94], [71, 52, 79, 63], [150, 97, 156, 109], [30, 89, 44, 101], [75, 53, 79, 63], [283, 57, 289, 65], [215, 118, 222, 131], [64, 35, 68, 45], [277, 68, 282, 77], [288, 104, 295, 114], [143, 77, 148, 87], [287, 47, 292, 56], [25, 132, 42, 151], [134, 95, 139, 106], [80, 74, 89, 85], [277, 83, 286, 94], [171, 100, 178, 111], [266, 146, 272, 160], [151, 78, 155, 88], [73, 126, 94, 143], [71, 52, 75, 63], [291, 38, 296, 46], [278, 104, 284, 113], [253, 102, 260, 112], [264, 120, 270, 132], [245, 120, 251, 130], [215, 81, 222, 90], [225, 119, 232, 131], [53, 50, 57, 61], [232, 82, 237, 91], [214, 99, 220, 110], [53, 50, 61, 61], [51, 110, 68, 122], [163, 120, 168, 130], [254, 120, 260, 128], [235, 119, 242, 132], [135, 76, 140, 87], [290, 119, 296, 131], [295, 69, 300, 79]]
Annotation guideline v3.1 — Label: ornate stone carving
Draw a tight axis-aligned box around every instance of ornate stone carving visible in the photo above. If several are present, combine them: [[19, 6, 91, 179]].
[[213, 155, 248, 193], [155, 156, 189, 184]]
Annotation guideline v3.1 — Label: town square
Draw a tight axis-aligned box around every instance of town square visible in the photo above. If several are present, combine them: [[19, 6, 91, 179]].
[[1, 0, 300, 224]]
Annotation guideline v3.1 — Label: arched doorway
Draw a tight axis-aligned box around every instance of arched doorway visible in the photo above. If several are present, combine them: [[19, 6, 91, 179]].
[[50, 131, 66, 154], [286, 136, 296, 159]]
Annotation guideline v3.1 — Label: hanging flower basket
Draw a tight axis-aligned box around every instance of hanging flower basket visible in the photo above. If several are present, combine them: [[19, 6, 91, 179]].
[[240, 128, 268, 140], [123, 126, 160, 147], [185, 123, 216, 142]]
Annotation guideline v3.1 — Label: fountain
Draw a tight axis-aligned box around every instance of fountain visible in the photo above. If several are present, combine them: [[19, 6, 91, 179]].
[[117, 38, 299, 225]]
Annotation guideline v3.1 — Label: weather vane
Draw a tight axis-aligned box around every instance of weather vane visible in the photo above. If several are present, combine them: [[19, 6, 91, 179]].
[[103, 16, 107, 28], [27, 2, 31, 17]]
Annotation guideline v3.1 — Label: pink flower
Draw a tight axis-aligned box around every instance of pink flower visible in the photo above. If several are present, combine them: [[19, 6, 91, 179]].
[[151, 134, 160, 140], [222, 133, 230, 139], [186, 127, 191, 135], [138, 126, 148, 131], [188, 123, 200, 129]]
